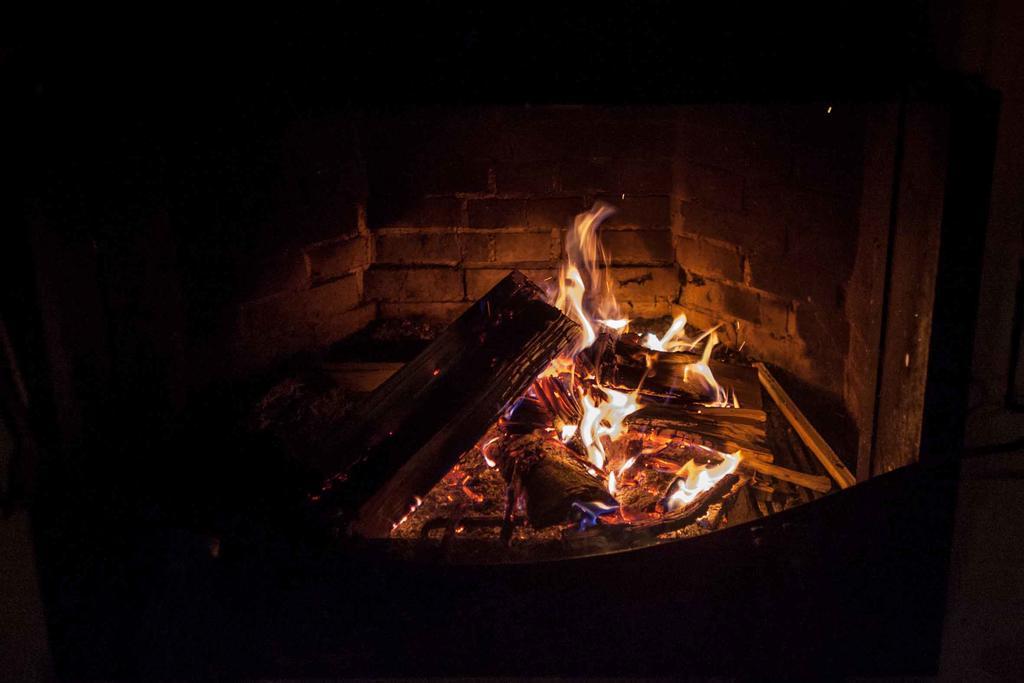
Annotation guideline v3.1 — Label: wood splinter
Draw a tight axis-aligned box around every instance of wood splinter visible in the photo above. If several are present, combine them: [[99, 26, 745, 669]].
[[738, 454, 832, 494]]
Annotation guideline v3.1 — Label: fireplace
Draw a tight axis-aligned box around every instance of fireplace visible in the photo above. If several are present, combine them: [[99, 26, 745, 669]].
[[224, 97, 988, 674], [5, 8, 1003, 678]]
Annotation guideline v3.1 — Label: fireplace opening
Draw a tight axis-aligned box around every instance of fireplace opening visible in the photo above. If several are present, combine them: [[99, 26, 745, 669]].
[[6, 7, 1005, 677], [221, 103, 949, 563]]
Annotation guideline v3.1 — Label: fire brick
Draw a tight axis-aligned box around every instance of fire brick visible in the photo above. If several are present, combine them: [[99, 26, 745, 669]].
[[526, 197, 586, 229], [601, 229, 674, 265], [678, 122, 794, 182], [379, 302, 469, 322], [558, 158, 620, 193], [375, 231, 461, 265], [618, 158, 673, 194], [363, 266, 464, 302], [718, 281, 762, 323], [237, 249, 311, 303], [459, 232, 494, 263], [492, 231, 558, 263], [678, 279, 762, 325], [494, 161, 559, 194], [674, 236, 744, 282], [747, 252, 843, 309], [681, 201, 786, 256], [306, 235, 369, 283], [759, 294, 793, 336], [240, 273, 363, 342], [601, 196, 671, 228], [417, 158, 491, 195], [676, 162, 745, 213], [368, 196, 463, 229], [609, 266, 682, 302], [467, 199, 529, 228], [238, 302, 376, 370], [465, 268, 559, 299]]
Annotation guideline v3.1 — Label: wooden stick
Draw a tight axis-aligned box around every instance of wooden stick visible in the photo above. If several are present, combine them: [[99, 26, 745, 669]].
[[754, 362, 856, 489], [738, 455, 832, 494]]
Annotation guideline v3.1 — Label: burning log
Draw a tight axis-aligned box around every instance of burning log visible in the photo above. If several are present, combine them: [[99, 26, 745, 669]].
[[316, 271, 581, 537], [566, 472, 744, 550], [599, 337, 763, 409], [495, 429, 617, 529], [630, 403, 774, 463]]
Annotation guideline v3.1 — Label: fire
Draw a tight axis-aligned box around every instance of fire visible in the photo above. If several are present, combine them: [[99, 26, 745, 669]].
[[578, 386, 641, 471], [682, 331, 733, 407], [545, 201, 739, 504], [553, 202, 622, 353], [665, 450, 741, 511]]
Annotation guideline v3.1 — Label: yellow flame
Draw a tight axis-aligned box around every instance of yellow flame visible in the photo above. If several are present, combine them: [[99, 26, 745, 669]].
[[560, 424, 578, 443], [643, 312, 688, 352], [554, 202, 621, 354], [578, 386, 642, 470], [542, 202, 739, 505], [681, 331, 733, 406], [665, 450, 741, 510]]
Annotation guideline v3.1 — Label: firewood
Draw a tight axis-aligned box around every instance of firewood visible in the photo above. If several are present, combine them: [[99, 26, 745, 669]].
[[738, 458, 832, 494], [599, 338, 763, 409], [754, 362, 856, 489], [495, 430, 617, 528], [629, 403, 773, 463], [315, 271, 581, 537], [566, 472, 743, 546]]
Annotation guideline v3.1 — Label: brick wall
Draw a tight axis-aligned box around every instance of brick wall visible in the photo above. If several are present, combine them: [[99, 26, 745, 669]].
[[225, 116, 376, 373], [362, 108, 682, 321], [360, 106, 866, 397], [227, 105, 872, 407]]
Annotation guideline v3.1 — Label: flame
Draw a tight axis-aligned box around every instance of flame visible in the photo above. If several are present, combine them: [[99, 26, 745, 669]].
[[665, 450, 741, 511], [554, 202, 621, 353], [579, 386, 642, 470], [560, 424, 578, 442], [643, 312, 689, 352], [543, 202, 735, 507], [599, 318, 630, 331], [681, 331, 732, 406], [638, 311, 734, 406]]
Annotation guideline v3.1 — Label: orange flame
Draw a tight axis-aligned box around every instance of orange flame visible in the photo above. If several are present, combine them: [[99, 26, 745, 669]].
[[665, 450, 741, 510], [545, 202, 739, 504], [554, 202, 624, 353]]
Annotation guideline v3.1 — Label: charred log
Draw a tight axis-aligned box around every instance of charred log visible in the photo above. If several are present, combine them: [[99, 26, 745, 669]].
[[495, 429, 617, 529], [315, 271, 581, 537]]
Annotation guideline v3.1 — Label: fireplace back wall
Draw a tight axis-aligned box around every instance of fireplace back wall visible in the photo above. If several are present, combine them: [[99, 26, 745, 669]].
[[222, 105, 878, 470]]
